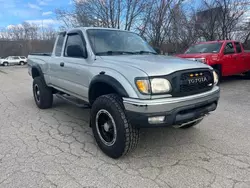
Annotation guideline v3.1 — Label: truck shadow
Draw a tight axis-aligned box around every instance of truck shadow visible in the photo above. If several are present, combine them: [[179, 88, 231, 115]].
[[52, 96, 206, 157]]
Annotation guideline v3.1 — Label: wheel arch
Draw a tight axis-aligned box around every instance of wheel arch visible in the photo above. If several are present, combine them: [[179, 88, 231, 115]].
[[211, 64, 222, 81], [211, 64, 222, 73], [31, 65, 44, 79], [88, 74, 129, 105]]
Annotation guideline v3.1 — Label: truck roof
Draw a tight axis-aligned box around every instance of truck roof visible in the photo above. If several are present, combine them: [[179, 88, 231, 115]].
[[64, 27, 135, 34], [197, 40, 239, 44]]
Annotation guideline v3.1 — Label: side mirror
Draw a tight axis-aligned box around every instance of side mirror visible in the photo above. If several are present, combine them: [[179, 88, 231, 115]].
[[67, 45, 87, 58]]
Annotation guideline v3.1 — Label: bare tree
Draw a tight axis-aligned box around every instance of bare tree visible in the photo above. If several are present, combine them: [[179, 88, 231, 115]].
[[0, 23, 57, 57], [138, 0, 185, 49], [7, 25, 24, 40], [55, 0, 151, 30], [167, 2, 198, 53], [195, 0, 248, 40], [55, 9, 79, 29]]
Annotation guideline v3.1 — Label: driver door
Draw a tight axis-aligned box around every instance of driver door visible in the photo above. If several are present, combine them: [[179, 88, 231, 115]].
[[221, 42, 237, 76], [59, 31, 90, 101]]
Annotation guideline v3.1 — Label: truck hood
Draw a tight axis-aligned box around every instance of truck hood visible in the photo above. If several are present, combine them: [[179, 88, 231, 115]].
[[100, 55, 211, 76]]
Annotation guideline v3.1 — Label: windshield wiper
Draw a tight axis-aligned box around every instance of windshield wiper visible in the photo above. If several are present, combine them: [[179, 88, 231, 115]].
[[134, 51, 157, 55], [95, 51, 135, 55]]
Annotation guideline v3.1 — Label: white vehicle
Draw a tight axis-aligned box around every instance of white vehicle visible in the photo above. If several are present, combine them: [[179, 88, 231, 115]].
[[0, 56, 27, 66]]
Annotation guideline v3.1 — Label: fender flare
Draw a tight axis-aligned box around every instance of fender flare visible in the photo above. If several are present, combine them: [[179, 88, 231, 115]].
[[31, 64, 44, 79], [89, 74, 129, 102]]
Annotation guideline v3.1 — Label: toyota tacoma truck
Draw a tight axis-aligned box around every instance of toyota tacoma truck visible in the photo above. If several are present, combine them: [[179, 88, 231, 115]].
[[27, 27, 220, 159], [176, 40, 250, 81]]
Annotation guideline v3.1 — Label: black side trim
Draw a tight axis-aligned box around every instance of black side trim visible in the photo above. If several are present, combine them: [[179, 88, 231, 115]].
[[31, 65, 44, 79], [89, 75, 129, 101]]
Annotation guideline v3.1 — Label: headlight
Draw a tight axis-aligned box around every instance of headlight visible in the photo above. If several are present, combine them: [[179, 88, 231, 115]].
[[135, 78, 172, 94], [213, 71, 219, 85], [151, 78, 172, 94], [135, 79, 150, 94], [197, 58, 206, 64]]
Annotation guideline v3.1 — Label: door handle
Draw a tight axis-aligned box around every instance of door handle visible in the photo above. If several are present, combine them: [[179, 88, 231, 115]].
[[60, 62, 64, 67]]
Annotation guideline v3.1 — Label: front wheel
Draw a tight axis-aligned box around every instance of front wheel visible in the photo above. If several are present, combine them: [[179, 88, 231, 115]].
[[91, 94, 140, 159]]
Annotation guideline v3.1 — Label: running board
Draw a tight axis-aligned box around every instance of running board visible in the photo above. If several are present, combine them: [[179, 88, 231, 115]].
[[55, 93, 90, 109]]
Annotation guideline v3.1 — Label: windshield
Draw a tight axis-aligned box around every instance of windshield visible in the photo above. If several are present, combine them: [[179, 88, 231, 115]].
[[185, 43, 223, 54], [87, 29, 156, 55]]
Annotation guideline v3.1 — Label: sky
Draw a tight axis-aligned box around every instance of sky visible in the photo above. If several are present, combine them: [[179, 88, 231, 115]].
[[0, 0, 72, 28], [0, 0, 249, 29]]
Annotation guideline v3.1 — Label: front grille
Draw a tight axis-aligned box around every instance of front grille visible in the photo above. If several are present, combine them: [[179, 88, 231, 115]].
[[161, 69, 214, 97], [179, 70, 213, 95]]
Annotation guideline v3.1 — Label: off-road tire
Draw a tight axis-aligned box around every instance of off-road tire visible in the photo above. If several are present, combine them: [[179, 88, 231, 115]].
[[91, 94, 140, 159], [32, 77, 53, 109]]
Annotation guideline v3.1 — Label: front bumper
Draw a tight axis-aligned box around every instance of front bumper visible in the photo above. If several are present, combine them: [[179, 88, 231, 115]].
[[123, 86, 220, 128]]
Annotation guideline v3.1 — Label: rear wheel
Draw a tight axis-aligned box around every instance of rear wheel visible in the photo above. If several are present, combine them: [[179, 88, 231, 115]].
[[91, 94, 140, 159], [20, 61, 24, 65], [33, 77, 53, 109]]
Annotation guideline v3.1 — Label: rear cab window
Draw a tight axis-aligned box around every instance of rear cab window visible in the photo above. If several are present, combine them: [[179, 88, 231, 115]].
[[55, 33, 65, 57], [234, 42, 242, 53]]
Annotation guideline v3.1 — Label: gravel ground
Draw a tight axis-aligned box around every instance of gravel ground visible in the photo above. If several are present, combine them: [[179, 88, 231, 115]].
[[1, 66, 250, 188]]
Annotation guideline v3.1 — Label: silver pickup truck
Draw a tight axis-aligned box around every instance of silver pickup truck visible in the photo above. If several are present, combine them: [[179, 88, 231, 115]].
[[28, 27, 220, 158]]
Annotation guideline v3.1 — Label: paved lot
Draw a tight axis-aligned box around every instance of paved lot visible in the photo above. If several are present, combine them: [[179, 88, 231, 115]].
[[1, 66, 250, 188]]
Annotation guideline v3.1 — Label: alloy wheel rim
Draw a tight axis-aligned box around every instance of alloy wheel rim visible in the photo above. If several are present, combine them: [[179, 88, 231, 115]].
[[95, 109, 117, 146], [34, 84, 40, 102]]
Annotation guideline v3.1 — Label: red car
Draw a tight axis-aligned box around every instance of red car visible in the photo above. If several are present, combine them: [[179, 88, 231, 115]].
[[176, 40, 250, 80]]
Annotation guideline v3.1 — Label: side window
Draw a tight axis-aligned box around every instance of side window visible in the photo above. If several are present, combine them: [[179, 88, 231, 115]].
[[64, 34, 85, 58], [55, 34, 65, 57], [224, 42, 235, 54], [235, 42, 242, 53], [13, 57, 19, 60]]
